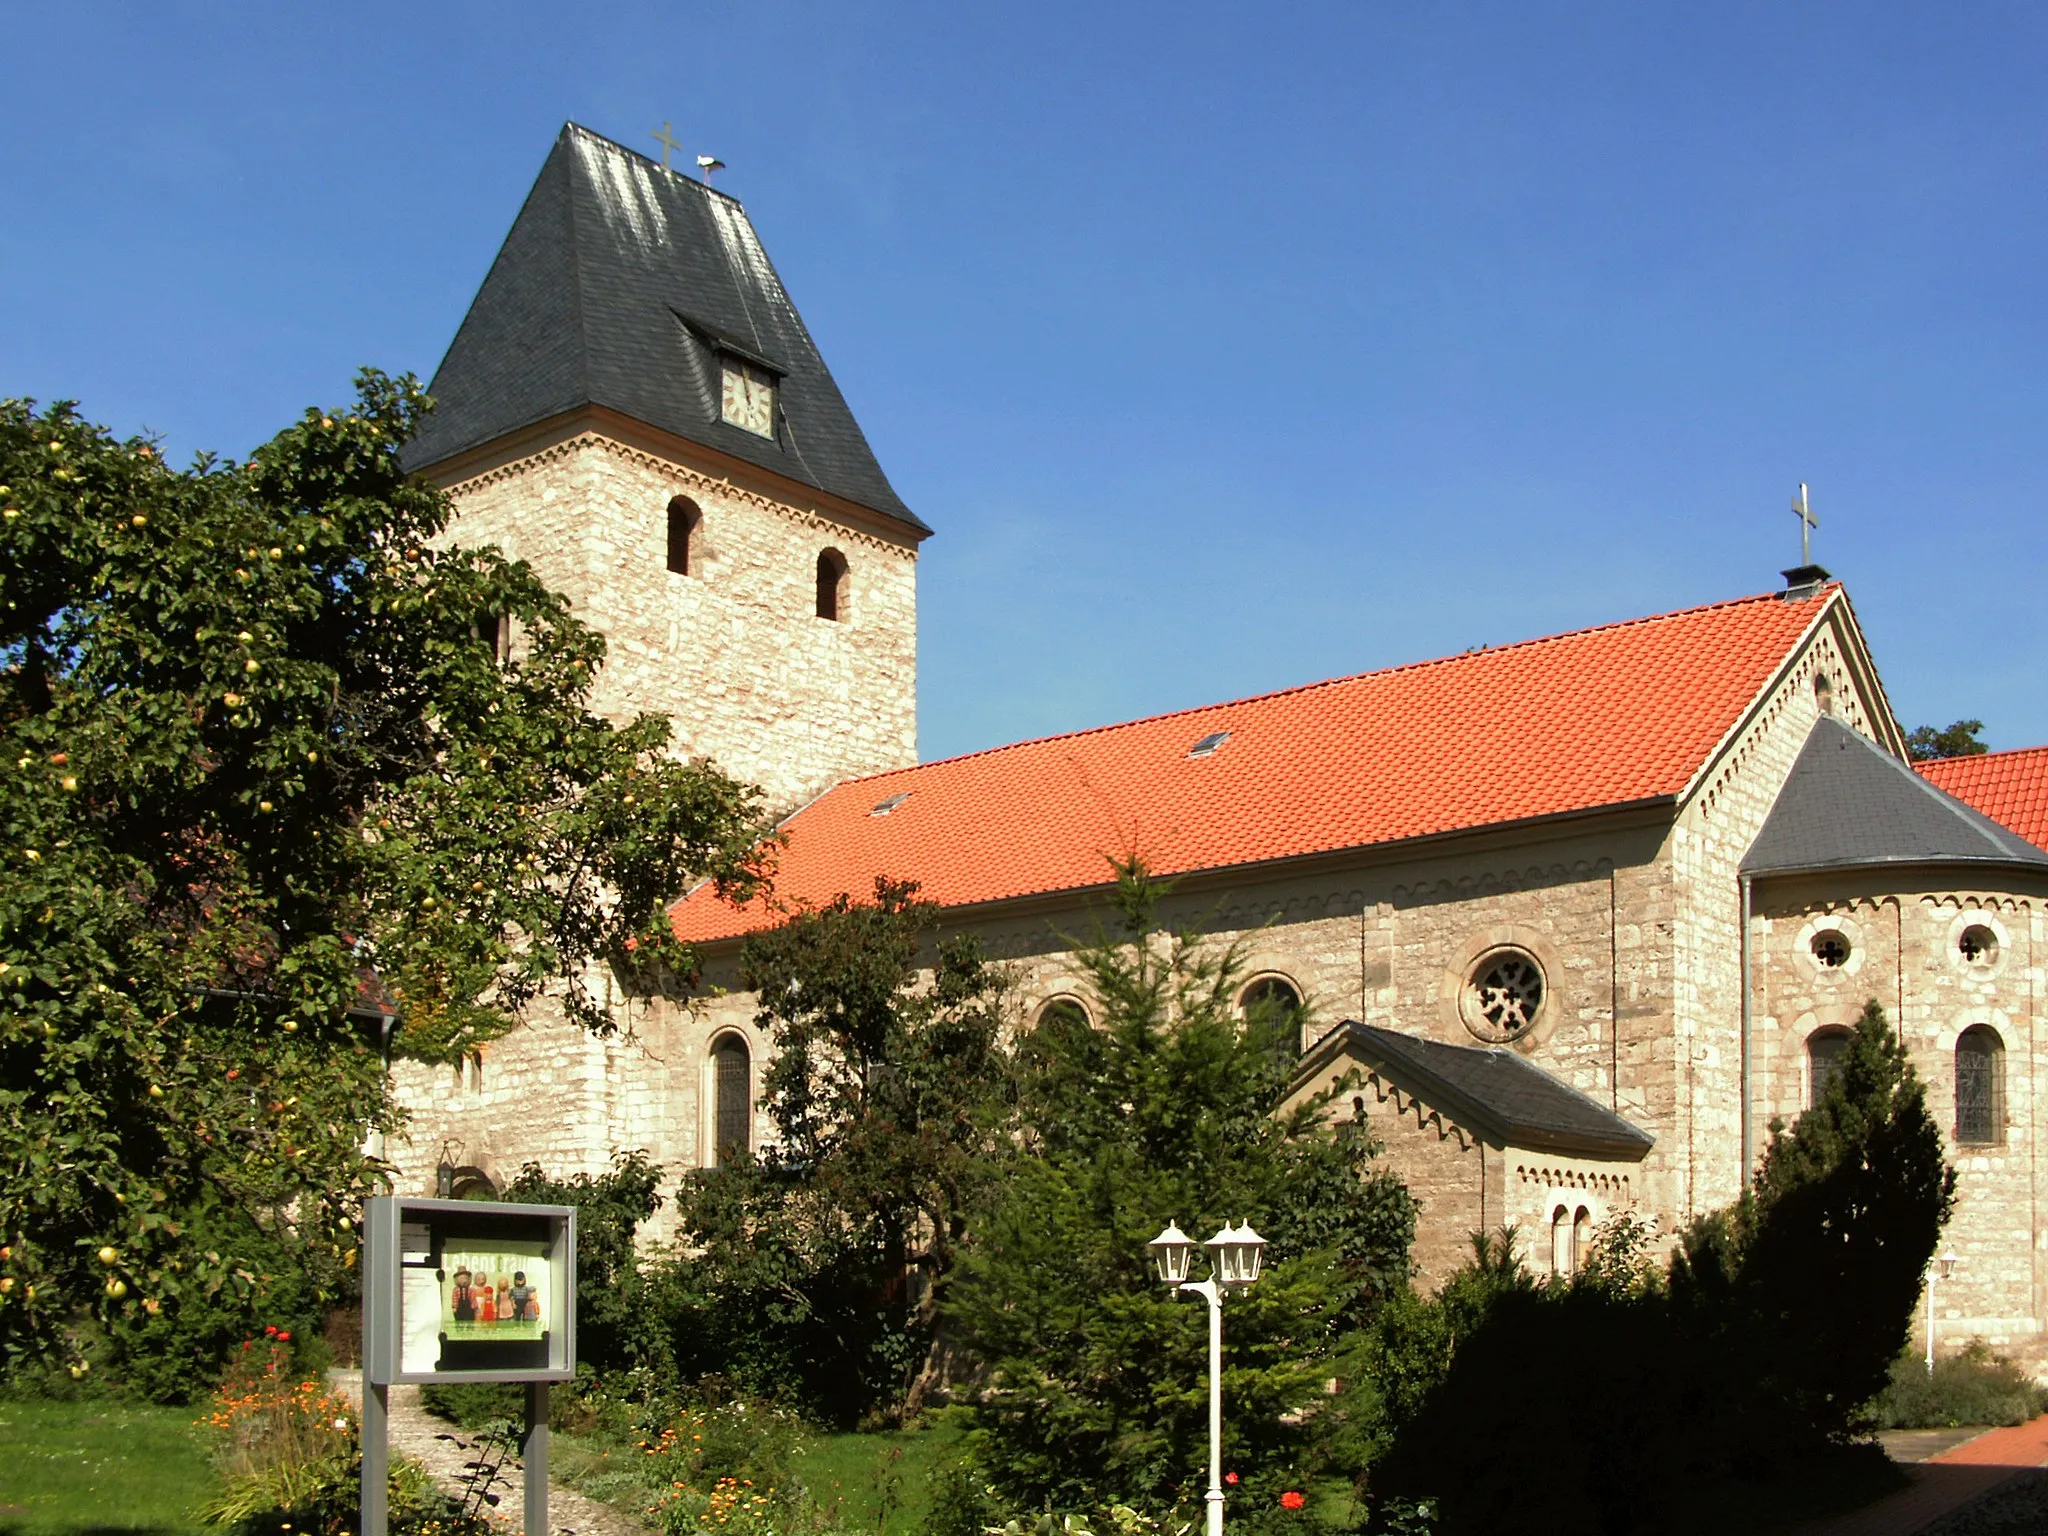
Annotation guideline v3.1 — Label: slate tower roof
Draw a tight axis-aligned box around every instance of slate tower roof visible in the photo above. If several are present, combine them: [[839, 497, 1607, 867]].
[[1742, 716, 2048, 876], [403, 123, 925, 534]]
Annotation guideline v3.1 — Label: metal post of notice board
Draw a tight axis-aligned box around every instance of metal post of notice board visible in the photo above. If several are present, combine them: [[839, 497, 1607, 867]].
[[361, 1197, 576, 1536]]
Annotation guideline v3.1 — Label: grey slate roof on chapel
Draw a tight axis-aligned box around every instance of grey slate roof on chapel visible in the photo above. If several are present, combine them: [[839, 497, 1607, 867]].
[[1741, 716, 2048, 876], [402, 123, 926, 534], [1292, 1021, 1656, 1160]]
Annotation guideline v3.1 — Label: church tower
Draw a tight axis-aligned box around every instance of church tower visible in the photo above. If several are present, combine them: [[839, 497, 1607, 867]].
[[403, 123, 926, 809]]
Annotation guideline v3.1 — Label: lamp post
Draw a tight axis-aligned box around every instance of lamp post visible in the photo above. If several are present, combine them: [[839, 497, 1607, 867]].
[[1926, 1248, 1959, 1374], [1149, 1220, 1266, 1536]]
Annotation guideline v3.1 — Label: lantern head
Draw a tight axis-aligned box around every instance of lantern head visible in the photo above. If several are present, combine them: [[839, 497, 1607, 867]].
[[1938, 1248, 1959, 1280], [1148, 1221, 1197, 1286], [1208, 1221, 1266, 1289]]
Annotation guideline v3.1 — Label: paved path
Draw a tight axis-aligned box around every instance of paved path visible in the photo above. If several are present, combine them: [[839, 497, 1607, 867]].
[[1795, 1415, 2048, 1536], [332, 1372, 650, 1536]]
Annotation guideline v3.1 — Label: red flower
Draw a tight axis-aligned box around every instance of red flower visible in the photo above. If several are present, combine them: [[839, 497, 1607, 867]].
[[1225, 1473, 1239, 1486], [278, 1331, 291, 1342], [1280, 1492, 1305, 1511]]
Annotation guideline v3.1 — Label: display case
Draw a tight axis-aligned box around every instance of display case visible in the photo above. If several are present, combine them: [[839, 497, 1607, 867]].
[[362, 1196, 576, 1385]]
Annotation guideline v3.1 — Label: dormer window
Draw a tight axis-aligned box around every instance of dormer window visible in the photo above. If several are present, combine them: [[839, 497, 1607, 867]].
[[720, 356, 776, 437]]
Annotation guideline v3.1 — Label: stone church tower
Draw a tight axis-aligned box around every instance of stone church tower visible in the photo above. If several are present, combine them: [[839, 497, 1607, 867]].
[[389, 124, 927, 1200], [402, 122, 928, 810]]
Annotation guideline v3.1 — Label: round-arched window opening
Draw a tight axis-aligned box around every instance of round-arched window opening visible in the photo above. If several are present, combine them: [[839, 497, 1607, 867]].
[[449, 1167, 497, 1201], [1240, 976, 1305, 1064], [710, 1034, 752, 1168], [1811, 929, 1852, 969], [1462, 948, 1545, 1043], [667, 496, 701, 576], [1035, 996, 1092, 1030], [1959, 925, 1999, 966], [1956, 1025, 2006, 1145], [1813, 672, 1835, 715], [1807, 1027, 1851, 1108], [816, 548, 849, 621]]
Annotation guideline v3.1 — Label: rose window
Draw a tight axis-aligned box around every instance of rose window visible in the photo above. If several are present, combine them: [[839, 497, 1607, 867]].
[[1465, 950, 1545, 1043]]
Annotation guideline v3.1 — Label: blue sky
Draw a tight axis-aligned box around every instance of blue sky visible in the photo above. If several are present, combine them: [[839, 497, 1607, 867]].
[[4, 2, 2043, 760]]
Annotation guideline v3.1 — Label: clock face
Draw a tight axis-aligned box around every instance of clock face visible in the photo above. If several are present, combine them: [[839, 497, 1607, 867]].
[[720, 358, 776, 438]]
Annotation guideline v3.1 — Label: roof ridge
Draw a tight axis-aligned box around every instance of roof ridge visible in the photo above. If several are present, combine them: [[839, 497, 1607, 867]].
[[838, 585, 1831, 789], [1920, 743, 2048, 770], [1843, 721, 2048, 860], [561, 120, 747, 211]]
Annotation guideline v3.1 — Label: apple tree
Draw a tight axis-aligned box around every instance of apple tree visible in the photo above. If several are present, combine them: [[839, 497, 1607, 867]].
[[0, 373, 769, 1393]]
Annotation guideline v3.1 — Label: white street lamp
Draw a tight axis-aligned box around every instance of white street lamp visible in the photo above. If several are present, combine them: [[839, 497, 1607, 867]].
[[1150, 1219, 1267, 1536], [1926, 1248, 1960, 1374]]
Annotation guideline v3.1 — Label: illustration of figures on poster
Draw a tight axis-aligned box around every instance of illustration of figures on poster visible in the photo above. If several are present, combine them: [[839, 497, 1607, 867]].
[[439, 1241, 548, 1342]]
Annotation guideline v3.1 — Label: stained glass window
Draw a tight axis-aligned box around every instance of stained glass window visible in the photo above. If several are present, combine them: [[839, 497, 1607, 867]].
[[1956, 1026, 2004, 1145]]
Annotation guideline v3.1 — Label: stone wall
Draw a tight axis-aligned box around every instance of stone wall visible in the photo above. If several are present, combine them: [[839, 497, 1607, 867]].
[[1666, 603, 1890, 1222], [429, 419, 920, 813], [1753, 871, 2048, 1365]]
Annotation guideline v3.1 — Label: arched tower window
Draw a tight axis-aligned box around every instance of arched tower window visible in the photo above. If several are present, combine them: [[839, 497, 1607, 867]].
[[711, 1034, 751, 1167], [667, 497, 701, 576], [1240, 976, 1305, 1066], [1956, 1025, 2005, 1145], [1551, 1206, 1572, 1276], [1807, 1027, 1851, 1108], [816, 548, 848, 621], [1573, 1207, 1592, 1274]]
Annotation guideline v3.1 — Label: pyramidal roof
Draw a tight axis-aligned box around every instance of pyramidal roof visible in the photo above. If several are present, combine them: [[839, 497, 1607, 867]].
[[675, 585, 1843, 942], [1917, 745, 2048, 852], [1742, 716, 2048, 876], [402, 123, 925, 533]]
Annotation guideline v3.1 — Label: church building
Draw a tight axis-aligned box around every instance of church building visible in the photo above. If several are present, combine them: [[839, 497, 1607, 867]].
[[393, 124, 2048, 1367]]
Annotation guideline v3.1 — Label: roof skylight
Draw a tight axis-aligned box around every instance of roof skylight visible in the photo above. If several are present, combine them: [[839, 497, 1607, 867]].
[[1187, 731, 1231, 759], [870, 792, 912, 817]]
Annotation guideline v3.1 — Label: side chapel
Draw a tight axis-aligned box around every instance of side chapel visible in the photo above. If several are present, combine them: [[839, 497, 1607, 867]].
[[392, 124, 2048, 1367]]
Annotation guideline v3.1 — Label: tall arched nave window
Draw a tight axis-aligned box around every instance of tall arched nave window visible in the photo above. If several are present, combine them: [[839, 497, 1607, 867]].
[[710, 1034, 751, 1167]]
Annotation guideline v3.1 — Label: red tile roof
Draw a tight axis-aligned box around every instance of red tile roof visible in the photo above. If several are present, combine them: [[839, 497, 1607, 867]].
[[673, 588, 1837, 942], [1917, 746, 2048, 851]]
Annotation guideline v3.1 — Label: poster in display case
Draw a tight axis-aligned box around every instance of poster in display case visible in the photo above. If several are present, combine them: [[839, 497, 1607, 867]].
[[362, 1196, 576, 1385]]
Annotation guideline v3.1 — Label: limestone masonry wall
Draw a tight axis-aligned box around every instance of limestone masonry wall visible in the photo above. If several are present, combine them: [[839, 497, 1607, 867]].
[[436, 428, 919, 812], [1667, 606, 1881, 1221], [1753, 872, 2048, 1365]]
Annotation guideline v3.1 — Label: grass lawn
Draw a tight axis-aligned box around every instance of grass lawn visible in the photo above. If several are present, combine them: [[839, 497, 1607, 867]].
[[789, 1415, 963, 1536], [0, 1398, 213, 1536]]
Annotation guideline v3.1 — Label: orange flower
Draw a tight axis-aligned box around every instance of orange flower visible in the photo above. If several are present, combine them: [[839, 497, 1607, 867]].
[[1280, 1491, 1305, 1511]]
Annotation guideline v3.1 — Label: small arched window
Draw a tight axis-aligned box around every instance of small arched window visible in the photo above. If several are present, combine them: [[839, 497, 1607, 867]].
[[1573, 1207, 1592, 1274], [1240, 976, 1305, 1065], [1036, 997, 1092, 1030], [1551, 1206, 1573, 1277], [1956, 1025, 2005, 1145], [711, 1034, 751, 1167], [816, 548, 848, 621], [667, 497, 701, 576], [1808, 1028, 1851, 1108]]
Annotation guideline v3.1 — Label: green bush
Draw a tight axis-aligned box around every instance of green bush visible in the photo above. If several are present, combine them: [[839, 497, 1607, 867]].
[[1871, 1340, 2048, 1430], [1373, 1001, 1953, 1535]]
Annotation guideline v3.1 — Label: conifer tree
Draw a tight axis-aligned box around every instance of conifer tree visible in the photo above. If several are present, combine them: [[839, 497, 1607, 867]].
[[947, 865, 1414, 1520]]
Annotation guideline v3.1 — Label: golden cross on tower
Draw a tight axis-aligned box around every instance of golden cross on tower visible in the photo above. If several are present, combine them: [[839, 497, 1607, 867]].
[[651, 121, 683, 171], [1791, 482, 1819, 566]]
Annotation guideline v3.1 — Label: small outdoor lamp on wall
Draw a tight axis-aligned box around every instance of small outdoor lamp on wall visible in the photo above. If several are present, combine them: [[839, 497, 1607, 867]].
[[1926, 1247, 1961, 1373], [1148, 1219, 1267, 1536]]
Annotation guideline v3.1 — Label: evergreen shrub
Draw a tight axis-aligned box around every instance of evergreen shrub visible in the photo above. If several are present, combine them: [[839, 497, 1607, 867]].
[[1870, 1340, 2048, 1430]]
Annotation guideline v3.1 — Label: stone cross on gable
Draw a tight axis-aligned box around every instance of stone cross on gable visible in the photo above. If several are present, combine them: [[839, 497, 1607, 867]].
[[651, 122, 683, 171], [1791, 482, 1819, 565]]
